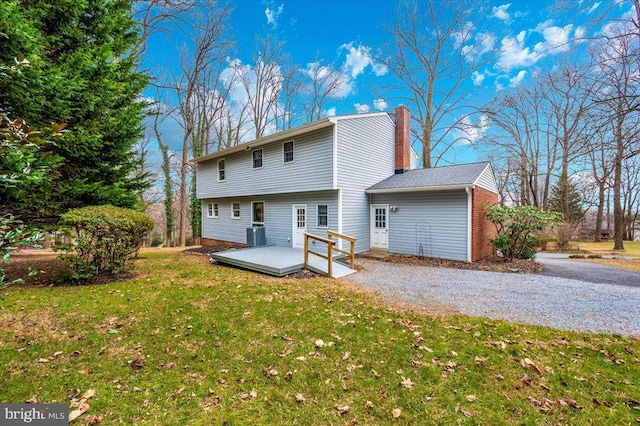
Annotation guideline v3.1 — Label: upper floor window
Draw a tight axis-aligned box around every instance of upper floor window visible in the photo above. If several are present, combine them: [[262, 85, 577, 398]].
[[283, 141, 294, 163], [252, 149, 263, 169], [207, 203, 219, 218], [231, 202, 240, 219], [317, 204, 328, 228], [217, 159, 225, 182]]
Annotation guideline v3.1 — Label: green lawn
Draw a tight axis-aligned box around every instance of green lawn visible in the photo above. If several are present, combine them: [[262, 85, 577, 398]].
[[1, 251, 638, 424], [575, 241, 640, 257]]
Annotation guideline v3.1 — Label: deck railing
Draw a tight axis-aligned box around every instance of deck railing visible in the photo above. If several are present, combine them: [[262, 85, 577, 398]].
[[303, 230, 357, 278]]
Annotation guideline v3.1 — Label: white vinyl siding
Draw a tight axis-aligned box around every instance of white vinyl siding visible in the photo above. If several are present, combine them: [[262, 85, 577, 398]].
[[202, 191, 338, 248], [371, 191, 469, 261], [197, 127, 334, 199], [474, 164, 499, 193], [335, 114, 395, 253]]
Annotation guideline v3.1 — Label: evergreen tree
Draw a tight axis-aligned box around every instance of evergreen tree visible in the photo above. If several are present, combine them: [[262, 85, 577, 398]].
[[0, 0, 149, 219], [549, 177, 585, 225]]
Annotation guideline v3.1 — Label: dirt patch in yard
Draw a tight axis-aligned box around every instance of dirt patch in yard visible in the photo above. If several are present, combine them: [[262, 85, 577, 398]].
[[362, 253, 543, 274], [4, 249, 136, 286]]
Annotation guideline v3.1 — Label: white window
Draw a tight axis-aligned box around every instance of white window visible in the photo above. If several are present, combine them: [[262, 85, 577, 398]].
[[252, 201, 265, 226], [207, 203, 219, 218], [231, 202, 240, 219], [317, 204, 328, 228], [217, 158, 225, 182], [252, 149, 263, 169], [283, 141, 294, 163]]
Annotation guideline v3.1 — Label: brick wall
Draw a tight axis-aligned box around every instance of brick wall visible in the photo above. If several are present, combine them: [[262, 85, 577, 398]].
[[471, 187, 498, 261]]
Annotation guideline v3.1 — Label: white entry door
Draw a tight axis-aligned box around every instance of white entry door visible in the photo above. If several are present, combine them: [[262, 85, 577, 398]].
[[370, 204, 389, 250], [292, 204, 307, 249]]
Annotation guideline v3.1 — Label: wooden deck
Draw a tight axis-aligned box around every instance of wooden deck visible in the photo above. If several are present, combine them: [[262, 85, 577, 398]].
[[210, 246, 357, 278]]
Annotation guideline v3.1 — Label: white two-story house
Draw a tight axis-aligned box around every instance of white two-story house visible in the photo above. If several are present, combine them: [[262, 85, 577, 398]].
[[195, 106, 498, 262]]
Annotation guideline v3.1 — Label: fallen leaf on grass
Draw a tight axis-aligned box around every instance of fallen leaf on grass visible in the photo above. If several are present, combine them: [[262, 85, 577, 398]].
[[69, 402, 90, 422], [391, 408, 401, 418], [400, 377, 415, 389], [284, 371, 293, 382], [364, 401, 374, 409], [295, 393, 305, 403], [521, 358, 542, 375], [315, 339, 325, 348], [262, 366, 278, 378], [466, 395, 476, 402], [336, 405, 350, 416], [343, 352, 351, 360], [474, 356, 487, 364]]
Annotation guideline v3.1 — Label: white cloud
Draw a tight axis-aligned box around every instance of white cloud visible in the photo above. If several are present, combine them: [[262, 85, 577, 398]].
[[455, 114, 489, 144], [324, 107, 337, 117], [265, 4, 284, 28], [341, 43, 373, 78], [371, 62, 388, 76], [452, 22, 474, 49], [533, 21, 573, 54], [588, 2, 601, 13], [509, 70, 526, 87], [354, 103, 370, 114], [462, 32, 496, 61], [492, 3, 512, 22], [472, 71, 486, 86], [373, 98, 388, 111], [340, 42, 388, 78], [497, 31, 540, 70]]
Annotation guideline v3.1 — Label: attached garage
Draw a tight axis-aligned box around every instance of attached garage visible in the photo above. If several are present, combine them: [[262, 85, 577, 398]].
[[365, 162, 499, 262]]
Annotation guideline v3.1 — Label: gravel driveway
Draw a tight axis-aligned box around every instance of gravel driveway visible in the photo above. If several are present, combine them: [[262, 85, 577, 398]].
[[343, 259, 640, 336]]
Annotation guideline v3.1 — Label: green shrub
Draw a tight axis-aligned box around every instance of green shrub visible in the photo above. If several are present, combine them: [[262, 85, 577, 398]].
[[484, 205, 563, 261], [0, 214, 42, 289], [150, 232, 163, 247], [57, 205, 154, 280]]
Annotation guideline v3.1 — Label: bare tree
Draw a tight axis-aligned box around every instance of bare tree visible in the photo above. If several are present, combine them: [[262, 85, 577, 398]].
[[133, 0, 198, 57], [590, 20, 640, 250], [541, 63, 594, 219], [300, 54, 350, 122], [484, 82, 554, 208], [380, 0, 496, 167], [172, 4, 232, 247]]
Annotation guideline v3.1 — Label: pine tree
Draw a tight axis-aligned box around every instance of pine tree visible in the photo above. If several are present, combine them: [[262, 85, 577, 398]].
[[549, 177, 585, 225], [0, 0, 149, 219]]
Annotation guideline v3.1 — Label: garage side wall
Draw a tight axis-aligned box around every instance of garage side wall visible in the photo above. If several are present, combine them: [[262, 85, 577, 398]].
[[371, 191, 468, 261], [471, 187, 498, 261]]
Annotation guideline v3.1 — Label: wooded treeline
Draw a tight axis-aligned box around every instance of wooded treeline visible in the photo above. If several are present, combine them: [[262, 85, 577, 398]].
[[1, 0, 639, 250]]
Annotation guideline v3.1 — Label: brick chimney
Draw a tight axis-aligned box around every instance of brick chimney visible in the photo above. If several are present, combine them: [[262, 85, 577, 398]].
[[394, 105, 411, 174]]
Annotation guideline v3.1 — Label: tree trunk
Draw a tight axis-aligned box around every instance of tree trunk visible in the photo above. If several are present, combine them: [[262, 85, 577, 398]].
[[421, 125, 432, 168], [594, 181, 605, 242], [613, 145, 625, 250]]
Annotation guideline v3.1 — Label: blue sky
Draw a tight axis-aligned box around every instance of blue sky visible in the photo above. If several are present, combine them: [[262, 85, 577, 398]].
[[143, 0, 631, 166]]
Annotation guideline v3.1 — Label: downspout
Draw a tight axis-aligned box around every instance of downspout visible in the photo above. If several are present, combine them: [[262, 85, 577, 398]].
[[466, 186, 473, 262], [333, 122, 343, 250]]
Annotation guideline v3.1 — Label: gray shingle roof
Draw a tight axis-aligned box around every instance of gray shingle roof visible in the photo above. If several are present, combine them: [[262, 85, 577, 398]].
[[366, 162, 491, 192]]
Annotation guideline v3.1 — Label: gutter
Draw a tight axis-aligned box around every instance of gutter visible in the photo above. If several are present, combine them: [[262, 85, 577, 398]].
[[365, 184, 474, 194]]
